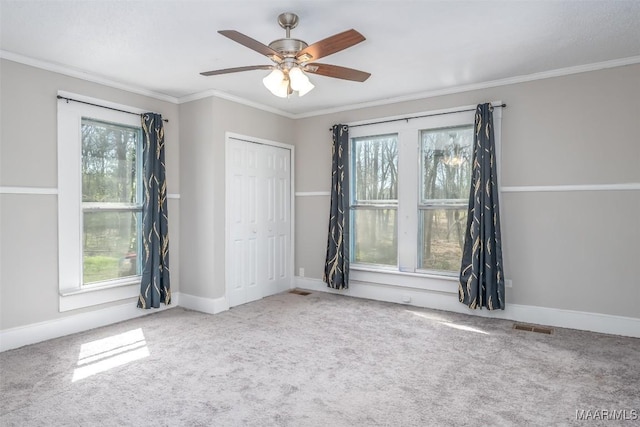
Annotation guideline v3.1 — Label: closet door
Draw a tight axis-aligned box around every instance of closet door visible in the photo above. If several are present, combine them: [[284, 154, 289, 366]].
[[227, 139, 261, 307], [226, 137, 292, 307], [262, 145, 291, 297]]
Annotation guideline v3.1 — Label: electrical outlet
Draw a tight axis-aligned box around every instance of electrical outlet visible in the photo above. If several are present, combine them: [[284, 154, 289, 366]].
[[299, 267, 305, 277], [505, 279, 513, 288]]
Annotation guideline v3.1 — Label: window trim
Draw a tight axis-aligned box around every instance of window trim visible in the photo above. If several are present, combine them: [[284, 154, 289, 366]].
[[418, 124, 474, 272], [57, 91, 146, 312], [80, 117, 143, 285], [347, 103, 502, 290], [349, 133, 399, 268]]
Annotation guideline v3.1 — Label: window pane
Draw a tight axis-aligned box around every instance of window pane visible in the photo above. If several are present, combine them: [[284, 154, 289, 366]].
[[420, 126, 473, 203], [353, 209, 397, 266], [419, 208, 467, 272], [352, 134, 398, 203], [82, 118, 140, 203], [83, 211, 141, 284]]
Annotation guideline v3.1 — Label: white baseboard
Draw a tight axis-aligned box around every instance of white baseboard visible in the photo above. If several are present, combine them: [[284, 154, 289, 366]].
[[0, 292, 232, 352], [0, 293, 181, 352], [295, 277, 640, 338], [178, 293, 229, 315], [4, 279, 637, 353]]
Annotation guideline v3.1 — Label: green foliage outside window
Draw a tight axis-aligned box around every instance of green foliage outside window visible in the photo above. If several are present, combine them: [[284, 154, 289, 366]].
[[81, 119, 141, 284]]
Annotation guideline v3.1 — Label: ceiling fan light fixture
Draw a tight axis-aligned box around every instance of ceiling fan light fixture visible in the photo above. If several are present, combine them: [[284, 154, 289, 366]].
[[263, 69, 285, 93], [289, 66, 314, 96], [297, 79, 315, 97], [288, 66, 307, 90], [205, 13, 369, 99], [269, 76, 290, 98]]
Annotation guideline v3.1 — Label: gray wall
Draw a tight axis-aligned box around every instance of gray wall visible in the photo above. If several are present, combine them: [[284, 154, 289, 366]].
[[1, 58, 638, 333], [294, 63, 640, 319], [0, 58, 294, 332], [178, 96, 294, 300], [0, 59, 180, 329]]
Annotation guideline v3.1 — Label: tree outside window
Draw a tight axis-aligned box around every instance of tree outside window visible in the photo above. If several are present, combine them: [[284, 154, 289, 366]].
[[81, 119, 142, 284], [351, 134, 398, 266], [419, 126, 473, 272]]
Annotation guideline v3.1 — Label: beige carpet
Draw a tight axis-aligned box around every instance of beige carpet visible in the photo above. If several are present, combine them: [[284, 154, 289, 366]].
[[1, 291, 639, 426]]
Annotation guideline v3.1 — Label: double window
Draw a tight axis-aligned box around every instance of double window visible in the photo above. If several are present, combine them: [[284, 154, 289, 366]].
[[349, 106, 500, 277]]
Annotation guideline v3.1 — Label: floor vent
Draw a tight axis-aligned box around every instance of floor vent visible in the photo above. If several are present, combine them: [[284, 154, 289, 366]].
[[513, 323, 554, 334], [289, 289, 311, 296]]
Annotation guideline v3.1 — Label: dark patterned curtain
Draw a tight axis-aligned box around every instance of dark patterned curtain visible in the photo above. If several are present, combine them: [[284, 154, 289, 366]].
[[459, 104, 505, 310], [324, 124, 349, 289], [138, 113, 171, 309]]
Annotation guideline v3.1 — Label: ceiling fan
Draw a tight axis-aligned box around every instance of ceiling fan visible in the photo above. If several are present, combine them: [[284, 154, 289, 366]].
[[200, 12, 371, 97]]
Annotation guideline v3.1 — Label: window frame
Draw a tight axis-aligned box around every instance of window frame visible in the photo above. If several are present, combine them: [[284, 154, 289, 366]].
[[81, 117, 143, 286], [349, 133, 399, 269], [417, 124, 474, 275], [348, 103, 502, 290], [58, 91, 146, 312]]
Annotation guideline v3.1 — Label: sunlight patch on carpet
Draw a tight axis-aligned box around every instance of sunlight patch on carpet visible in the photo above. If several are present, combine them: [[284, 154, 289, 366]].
[[407, 310, 490, 335], [72, 328, 149, 382], [406, 310, 449, 322], [439, 322, 490, 335]]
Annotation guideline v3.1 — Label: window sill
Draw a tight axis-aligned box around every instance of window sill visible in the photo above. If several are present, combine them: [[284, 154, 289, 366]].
[[350, 265, 458, 294], [59, 279, 140, 312], [60, 277, 141, 296]]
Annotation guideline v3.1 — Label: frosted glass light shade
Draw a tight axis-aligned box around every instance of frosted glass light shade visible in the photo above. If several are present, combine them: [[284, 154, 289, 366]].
[[263, 67, 312, 97], [297, 79, 315, 97], [272, 78, 290, 98], [289, 67, 314, 96], [263, 69, 291, 98], [263, 69, 284, 92], [288, 67, 308, 91]]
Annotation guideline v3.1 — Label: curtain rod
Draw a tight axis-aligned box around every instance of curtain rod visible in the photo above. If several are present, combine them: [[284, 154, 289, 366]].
[[56, 95, 169, 123], [329, 103, 506, 131]]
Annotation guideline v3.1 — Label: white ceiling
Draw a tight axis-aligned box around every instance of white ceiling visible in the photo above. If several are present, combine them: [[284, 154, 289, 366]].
[[1, 1, 639, 117]]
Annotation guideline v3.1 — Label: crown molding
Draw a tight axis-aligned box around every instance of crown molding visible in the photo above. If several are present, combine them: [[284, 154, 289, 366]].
[[178, 89, 296, 119], [292, 55, 640, 119], [3, 50, 639, 120], [0, 50, 179, 104]]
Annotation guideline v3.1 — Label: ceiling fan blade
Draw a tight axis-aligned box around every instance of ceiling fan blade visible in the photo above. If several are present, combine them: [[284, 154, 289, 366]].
[[296, 29, 365, 62], [218, 30, 283, 61], [305, 63, 371, 82], [200, 65, 273, 76]]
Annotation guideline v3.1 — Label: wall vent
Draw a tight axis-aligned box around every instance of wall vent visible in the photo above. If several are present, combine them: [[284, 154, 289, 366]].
[[513, 323, 553, 334], [289, 289, 311, 296]]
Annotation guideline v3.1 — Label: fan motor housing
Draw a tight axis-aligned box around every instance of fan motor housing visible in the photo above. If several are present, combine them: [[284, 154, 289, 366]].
[[269, 38, 308, 57]]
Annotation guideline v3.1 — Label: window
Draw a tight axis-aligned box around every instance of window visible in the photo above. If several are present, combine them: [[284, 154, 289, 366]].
[[58, 92, 146, 311], [351, 134, 398, 266], [81, 119, 142, 284], [348, 105, 501, 284], [419, 126, 473, 272]]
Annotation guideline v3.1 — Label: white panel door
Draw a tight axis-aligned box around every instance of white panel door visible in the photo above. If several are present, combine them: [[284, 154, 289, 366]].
[[227, 137, 292, 307], [262, 145, 291, 297], [227, 139, 261, 307]]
